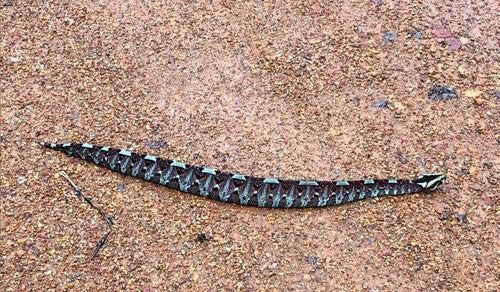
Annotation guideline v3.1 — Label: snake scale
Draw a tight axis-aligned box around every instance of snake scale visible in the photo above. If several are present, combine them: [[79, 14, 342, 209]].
[[41, 142, 446, 208]]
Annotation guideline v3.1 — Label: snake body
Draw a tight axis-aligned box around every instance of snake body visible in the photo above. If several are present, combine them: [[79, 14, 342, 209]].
[[41, 142, 446, 208]]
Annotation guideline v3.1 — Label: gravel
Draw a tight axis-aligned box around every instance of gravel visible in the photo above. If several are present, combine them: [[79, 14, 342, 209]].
[[1, 1, 497, 291]]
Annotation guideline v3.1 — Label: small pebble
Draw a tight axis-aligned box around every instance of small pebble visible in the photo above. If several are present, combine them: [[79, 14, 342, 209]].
[[356, 26, 368, 38], [446, 37, 462, 52], [223, 244, 233, 253], [456, 213, 468, 224], [432, 21, 453, 39], [417, 157, 426, 167], [382, 31, 396, 44], [489, 90, 500, 100], [412, 31, 423, 40], [192, 272, 200, 282], [144, 140, 167, 149], [439, 210, 452, 220], [372, 99, 389, 109], [195, 233, 210, 243], [305, 255, 319, 265], [116, 183, 126, 192], [0, 188, 15, 196], [428, 85, 458, 101], [17, 176, 27, 185], [397, 154, 408, 164], [432, 140, 449, 150]]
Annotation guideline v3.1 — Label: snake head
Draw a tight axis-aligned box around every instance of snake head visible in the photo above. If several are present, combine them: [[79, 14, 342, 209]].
[[415, 173, 447, 191]]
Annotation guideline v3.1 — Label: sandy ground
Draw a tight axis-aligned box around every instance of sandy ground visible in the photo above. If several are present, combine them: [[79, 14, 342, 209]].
[[1, 0, 498, 291]]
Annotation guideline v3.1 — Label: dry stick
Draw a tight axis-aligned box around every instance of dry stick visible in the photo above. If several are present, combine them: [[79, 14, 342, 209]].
[[60, 171, 114, 260]]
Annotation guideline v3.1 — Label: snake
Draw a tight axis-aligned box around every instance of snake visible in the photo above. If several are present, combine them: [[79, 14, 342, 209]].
[[41, 142, 446, 208]]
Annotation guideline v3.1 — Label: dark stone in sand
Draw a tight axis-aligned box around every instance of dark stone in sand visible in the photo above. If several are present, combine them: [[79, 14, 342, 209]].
[[428, 85, 458, 101]]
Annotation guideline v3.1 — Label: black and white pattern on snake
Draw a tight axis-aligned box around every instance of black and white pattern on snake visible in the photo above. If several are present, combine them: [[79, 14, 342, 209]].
[[40, 142, 446, 208]]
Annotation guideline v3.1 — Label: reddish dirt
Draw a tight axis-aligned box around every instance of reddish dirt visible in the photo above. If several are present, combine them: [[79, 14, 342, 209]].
[[1, 1, 498, 291]]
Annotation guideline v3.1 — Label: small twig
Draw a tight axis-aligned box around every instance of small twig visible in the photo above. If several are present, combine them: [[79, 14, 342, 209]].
[[60, 171, 114, 260], [91, 229, 112, 260]]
